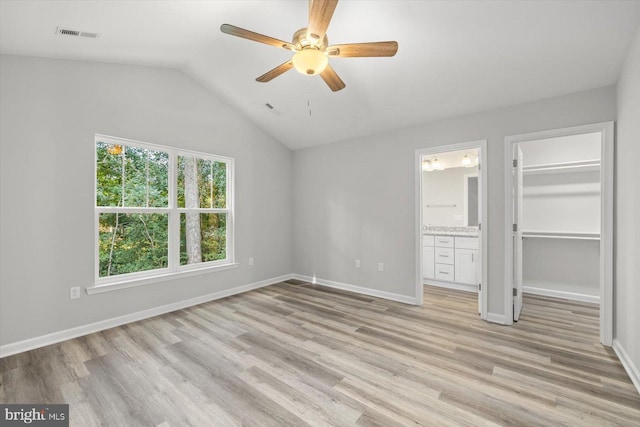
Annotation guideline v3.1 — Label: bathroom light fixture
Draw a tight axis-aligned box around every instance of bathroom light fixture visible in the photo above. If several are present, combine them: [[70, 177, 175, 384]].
[[462, 153, 473, 168], [422, 159, 433, 171], [432, 157, 444, 170]]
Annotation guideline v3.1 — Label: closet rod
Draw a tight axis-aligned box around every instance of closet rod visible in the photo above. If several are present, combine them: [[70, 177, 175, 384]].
[[522, 231, 600, 241], [523, 159, 600, 175], [425, 204, 457, 208]]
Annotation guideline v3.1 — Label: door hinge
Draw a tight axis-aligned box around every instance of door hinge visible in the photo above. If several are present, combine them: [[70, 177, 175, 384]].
[[478, 163, 481, 171], [478, 223, 481, 231], [513, 288, 518, 296], [478, 283, 482, 291], [513, 223, 518, 232], [513, 159, 518, 167]]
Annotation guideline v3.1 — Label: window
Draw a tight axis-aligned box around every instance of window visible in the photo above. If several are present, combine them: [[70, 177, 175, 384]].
[[95, 135, 234, 287]]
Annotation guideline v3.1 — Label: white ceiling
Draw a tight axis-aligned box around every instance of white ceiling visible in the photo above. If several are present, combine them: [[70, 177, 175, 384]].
[[1, 1, 639, 150]]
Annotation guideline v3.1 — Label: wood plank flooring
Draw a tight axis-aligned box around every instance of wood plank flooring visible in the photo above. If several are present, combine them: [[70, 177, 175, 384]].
[[1, 281, 639, 426]]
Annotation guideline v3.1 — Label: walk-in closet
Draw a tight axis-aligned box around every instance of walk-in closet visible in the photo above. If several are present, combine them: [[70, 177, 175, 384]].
[[518, 133, 601, 303]]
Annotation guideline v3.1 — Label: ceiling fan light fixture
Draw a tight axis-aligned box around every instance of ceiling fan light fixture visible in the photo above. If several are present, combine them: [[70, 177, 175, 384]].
[[292, 48, 328, 75]]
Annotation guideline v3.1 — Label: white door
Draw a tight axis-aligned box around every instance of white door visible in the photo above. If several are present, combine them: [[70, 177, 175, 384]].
[[476, 154, 483, 315], [513, 145, 524, 321]]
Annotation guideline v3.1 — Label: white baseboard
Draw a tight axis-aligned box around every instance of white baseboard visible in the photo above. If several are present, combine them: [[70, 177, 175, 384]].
[[613, 339, 640, 395], [522, 286, 600, 304], [0, 274, 294, 359], [487, 312, 507, 325], [424, 280, 478, 293], [292, 274, 418, 305]]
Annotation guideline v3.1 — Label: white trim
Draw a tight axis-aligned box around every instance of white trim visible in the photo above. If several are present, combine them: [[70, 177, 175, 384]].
[[487, 312, 507, 325], [0, 274, 294, 358], [522, 286, 600, 304], [86, 262, 240, 295], [613, 339, 640, 395], [292, 274, 418, 305], [415, 140, 488, 321], [424, 280, 477, 293], [504, 122, 614, 345]]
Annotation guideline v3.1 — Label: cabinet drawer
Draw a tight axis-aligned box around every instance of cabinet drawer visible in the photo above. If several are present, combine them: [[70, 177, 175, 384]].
[[435, 247, 454, 264], [455, 237, 478, 250], [422, 235, 435, 247], [435, 263, 454, 281], [434, 235, 454, 247]]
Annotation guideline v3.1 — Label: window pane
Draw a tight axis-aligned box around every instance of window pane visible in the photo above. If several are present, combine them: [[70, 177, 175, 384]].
[[96, 142, 123, 207], [123, 146, 169, 207], [177, 156, 226, 208], [180, 213, 226, 265], [96, 141, 168, 208], [98, 213, 169, 277]]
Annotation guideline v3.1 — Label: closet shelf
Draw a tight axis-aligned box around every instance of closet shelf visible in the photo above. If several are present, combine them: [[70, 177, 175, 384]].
[[522, 230, 600, 241], [523, 159, 600, 175]]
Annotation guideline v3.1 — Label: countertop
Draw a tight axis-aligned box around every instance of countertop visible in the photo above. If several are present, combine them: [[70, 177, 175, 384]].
[[423, 226, 478, 238]]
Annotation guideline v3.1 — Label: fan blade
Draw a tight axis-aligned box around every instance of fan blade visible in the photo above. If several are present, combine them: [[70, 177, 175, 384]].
[[308, 0, 338, 42], [221, 24, 295, 51], [256, 61, 294, 83], [320, 64, 345, 92], [327, 41, 398, 57]]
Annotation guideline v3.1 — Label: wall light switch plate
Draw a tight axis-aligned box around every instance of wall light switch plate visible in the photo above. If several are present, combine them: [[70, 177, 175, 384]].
[[378, 262, 384, 272], [70, 287, 81, 300], [355, 259, 360, 268], [249, 257, 254, 266]]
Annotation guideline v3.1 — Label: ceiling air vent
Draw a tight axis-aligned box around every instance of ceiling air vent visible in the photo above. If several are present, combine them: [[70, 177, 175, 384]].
[[55, 27, 100, 39]]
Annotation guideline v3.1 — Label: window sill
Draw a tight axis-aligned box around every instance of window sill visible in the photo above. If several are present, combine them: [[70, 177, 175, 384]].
[[86, 263, 240, 295]]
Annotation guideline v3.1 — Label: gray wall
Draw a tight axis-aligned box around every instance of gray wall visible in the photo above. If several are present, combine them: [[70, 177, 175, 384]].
[[0, 55, 293, 346], [615, 25, 640, 379], [293, 86, 616, 316]]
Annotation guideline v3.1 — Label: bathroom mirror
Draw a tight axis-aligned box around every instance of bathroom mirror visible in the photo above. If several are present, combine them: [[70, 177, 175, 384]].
[[464, 174, 479, 226]]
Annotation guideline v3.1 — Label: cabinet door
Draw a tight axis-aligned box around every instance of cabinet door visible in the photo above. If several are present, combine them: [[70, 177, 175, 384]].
[[455, 249, 477, 285], [423, 246, 435, 279]]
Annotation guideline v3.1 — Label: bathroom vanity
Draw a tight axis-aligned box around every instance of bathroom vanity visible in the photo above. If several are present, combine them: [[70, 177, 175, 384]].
[[423, 226, 479, 292]]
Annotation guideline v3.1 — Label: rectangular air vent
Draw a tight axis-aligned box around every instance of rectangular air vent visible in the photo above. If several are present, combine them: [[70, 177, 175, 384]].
[[55, 27, 100, 39]]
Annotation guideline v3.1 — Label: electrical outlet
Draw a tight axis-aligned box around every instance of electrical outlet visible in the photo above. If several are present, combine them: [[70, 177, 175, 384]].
[[355, 259, 360, 268], [378, 262, 384, 272], [70, 287, 81, 300], [249, 257, 254, 266]]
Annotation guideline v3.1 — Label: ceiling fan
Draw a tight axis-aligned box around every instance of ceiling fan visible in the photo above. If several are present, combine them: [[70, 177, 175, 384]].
[[220, 0, 398, 92]]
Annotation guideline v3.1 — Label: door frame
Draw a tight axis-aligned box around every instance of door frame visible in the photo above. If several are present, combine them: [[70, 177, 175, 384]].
[[415, 139, 488, 321], [503, 122, 614, 346]]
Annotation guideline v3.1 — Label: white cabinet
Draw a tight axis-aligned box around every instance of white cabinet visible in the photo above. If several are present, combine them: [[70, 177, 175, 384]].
[[424, 234, 478, 287], [423, 246, 435, 279], [435, 263, 454, 281], [422, 236, 435, 279], [455, 248, 477, 285]]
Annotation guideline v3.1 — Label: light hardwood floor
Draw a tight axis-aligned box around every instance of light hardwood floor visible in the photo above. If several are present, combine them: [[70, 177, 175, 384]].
[[1, 281, 639, 426]]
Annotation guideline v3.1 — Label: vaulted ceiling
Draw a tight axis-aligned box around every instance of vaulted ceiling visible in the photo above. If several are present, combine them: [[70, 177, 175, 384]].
[[2, 1, 639, 149]]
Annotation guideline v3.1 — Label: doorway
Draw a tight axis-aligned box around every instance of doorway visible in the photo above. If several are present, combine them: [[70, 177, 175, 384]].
[[504, 122, 614, 346], [415, 140, 488, 319]]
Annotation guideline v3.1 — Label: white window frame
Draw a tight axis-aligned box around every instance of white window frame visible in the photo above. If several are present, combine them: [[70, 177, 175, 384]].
[[89, 134, 236, 295]]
